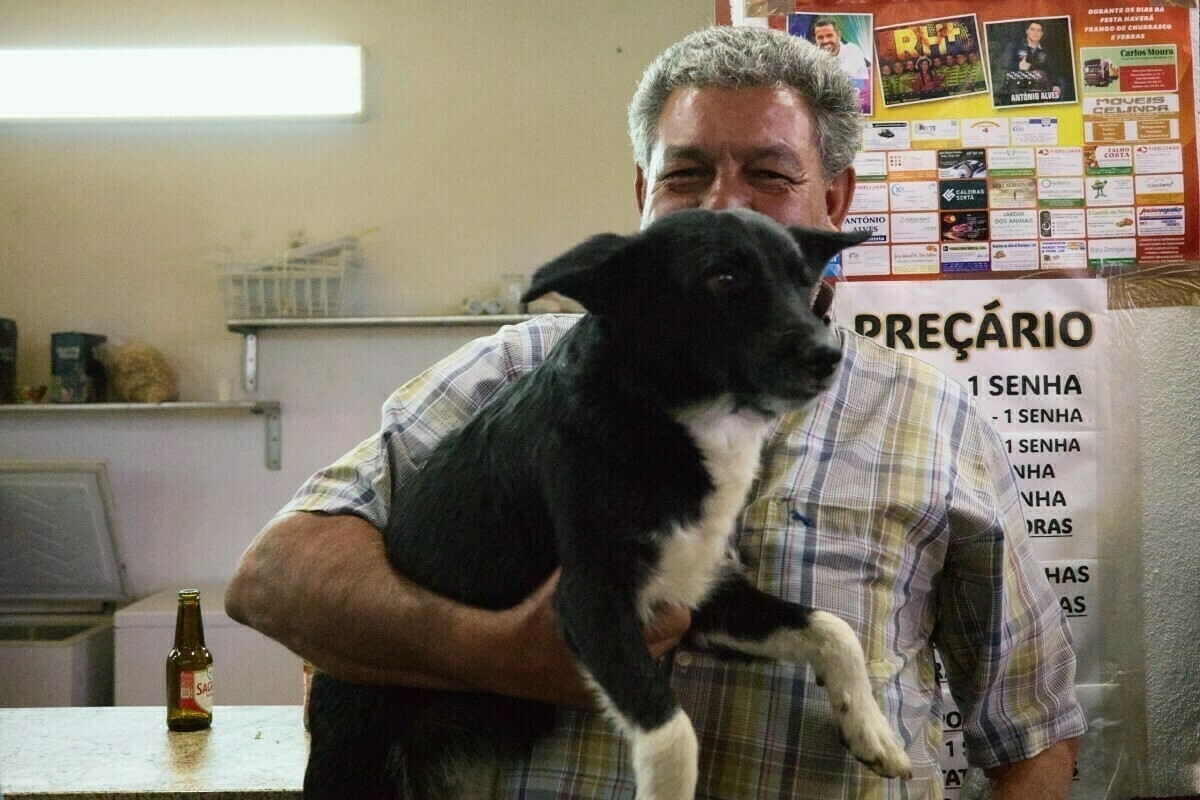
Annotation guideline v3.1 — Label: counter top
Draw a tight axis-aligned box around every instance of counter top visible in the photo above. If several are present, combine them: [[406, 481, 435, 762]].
[[0, 706, 306, 799]]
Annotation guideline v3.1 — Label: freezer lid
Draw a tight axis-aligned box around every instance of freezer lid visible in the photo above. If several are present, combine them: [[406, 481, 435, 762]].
[[0, 461, 128, 612]]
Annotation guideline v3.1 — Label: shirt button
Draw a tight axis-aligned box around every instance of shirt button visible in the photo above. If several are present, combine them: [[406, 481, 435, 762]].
[[675, 652, 693, 668]]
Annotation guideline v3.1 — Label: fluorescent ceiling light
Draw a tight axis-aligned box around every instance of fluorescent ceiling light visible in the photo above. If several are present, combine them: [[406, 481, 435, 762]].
[[0, 45, 363, 120]]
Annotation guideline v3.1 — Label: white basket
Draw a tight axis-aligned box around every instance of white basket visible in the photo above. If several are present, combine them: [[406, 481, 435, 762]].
[[217, 238, 361, 319]]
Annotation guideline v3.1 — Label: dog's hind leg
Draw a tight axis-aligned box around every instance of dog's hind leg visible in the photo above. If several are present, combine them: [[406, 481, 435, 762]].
[[554, 570, 698, 800], [386, 742, 499, 800], [304, 746, 391, 800], [688, 572, 913, 780]]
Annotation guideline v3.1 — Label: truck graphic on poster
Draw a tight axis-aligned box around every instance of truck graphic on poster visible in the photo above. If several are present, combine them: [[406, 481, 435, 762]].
[[1083, 58, 1117, 87]]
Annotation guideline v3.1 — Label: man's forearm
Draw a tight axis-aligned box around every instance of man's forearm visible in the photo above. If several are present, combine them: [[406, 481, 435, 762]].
[[225, 511, 503, 690], [984, 737, 1079, 800], [225, 510, 689, 708]]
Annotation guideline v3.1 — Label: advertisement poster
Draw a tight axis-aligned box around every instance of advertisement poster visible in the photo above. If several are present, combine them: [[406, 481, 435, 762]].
[[787, 12, 875, 114], [719, 0, 1199, 281]]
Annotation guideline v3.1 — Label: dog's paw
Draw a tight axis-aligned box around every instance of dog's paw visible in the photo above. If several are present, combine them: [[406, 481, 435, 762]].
[[835, 696, 912, 780]]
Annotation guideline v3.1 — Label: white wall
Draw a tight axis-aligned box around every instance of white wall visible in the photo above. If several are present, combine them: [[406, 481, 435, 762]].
[[1, 0, 708, 400], [2, 3, 1199, 795], [1137, 306, 1200, 794], [0, 0, 710, 592]]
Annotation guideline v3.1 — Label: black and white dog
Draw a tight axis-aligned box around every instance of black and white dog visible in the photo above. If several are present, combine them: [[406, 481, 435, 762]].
[[304, 208, 912, 799]]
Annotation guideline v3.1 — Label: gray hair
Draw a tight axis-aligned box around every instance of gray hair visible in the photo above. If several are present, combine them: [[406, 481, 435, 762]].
[[629, 26, 862, 181]]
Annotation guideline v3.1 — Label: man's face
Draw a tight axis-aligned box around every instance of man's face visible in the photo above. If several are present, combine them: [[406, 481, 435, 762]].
[[636, 86, 853, 231], [813, 25, 841, 56], [1027, 23, 1043, 44], [956, 54, 967, 65]]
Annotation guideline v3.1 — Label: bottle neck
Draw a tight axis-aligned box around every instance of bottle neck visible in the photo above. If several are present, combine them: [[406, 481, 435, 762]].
[[174, 597, 207, 649]]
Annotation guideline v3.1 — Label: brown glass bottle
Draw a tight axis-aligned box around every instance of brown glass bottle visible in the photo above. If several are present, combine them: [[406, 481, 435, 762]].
[[166, 589, 214, 731]]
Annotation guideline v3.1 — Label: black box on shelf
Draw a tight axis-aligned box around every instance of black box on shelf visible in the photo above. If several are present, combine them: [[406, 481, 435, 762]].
[[0, 319, 15, 404], [50, 332, 107, 403]]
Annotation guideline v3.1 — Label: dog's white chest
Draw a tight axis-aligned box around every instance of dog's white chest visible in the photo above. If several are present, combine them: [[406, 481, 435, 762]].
[[638, 404, 770, 618]]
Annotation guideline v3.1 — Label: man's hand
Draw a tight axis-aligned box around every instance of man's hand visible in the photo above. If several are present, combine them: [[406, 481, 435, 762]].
[[489, 569, 692, 709]]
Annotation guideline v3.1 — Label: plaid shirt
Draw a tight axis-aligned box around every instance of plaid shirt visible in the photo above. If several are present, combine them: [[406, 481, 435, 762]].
[[281, 315, 1085, 799]]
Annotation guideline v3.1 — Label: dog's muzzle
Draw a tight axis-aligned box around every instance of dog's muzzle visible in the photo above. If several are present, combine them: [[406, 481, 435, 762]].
[[774, 327, 842, 377], [739, 331, 842, 414]]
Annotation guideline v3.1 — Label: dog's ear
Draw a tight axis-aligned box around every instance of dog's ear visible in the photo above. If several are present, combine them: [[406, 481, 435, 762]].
[[786, 226, 872, 285], [521, 232, 633, 314]]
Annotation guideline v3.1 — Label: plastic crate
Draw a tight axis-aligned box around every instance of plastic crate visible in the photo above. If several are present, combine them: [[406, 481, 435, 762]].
[[217, 237, 361, 319]]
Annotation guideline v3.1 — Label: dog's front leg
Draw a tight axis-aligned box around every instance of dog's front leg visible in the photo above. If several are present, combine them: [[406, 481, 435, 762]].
[[688, 571, 913, 780], [554, 570, 698, 800]]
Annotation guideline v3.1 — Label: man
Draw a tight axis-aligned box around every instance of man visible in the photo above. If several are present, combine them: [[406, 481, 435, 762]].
[[1002, 21, 1064, 98], [879, 62, 895, 99], [890, 59, 915, 103], [227, 25, 1084, 799], [952, 52, 972, 91], [966, 51, 987, 91], [812, 16, 870, 81]]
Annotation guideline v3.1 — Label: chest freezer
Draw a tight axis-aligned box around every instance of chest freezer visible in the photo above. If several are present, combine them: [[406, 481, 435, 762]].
[[0, 461, 125, 707]]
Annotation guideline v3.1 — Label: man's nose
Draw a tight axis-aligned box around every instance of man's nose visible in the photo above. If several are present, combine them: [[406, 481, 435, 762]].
[[699, 174, 753, 210]]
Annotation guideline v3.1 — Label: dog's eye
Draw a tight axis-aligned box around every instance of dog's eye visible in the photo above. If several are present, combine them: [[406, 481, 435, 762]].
[[706, 272, 740, 295]]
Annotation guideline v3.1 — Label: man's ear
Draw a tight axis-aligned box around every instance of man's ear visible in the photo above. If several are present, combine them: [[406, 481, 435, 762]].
[[824, 166, 857, 228], [522, 232, 633, 314], [786, 226, 872, 285], [635, 165, 648, 216]]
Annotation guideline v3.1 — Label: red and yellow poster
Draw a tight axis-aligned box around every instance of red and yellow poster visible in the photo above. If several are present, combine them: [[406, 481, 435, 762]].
[[718, 1, 1198, 281]]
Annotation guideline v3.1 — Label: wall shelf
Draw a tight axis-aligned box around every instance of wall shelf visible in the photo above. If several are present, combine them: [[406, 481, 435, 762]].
[[225, 315, 543, 394], [0, 401, 283, 470], [226, 315, 537, 332]]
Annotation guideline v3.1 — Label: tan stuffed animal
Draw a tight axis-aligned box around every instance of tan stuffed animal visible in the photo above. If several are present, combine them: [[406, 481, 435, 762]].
[[99, 339, 179, 403]]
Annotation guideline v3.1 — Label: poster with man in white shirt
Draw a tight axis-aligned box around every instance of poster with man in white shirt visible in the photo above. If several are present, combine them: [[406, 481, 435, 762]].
[[788, 12, 874, 114]]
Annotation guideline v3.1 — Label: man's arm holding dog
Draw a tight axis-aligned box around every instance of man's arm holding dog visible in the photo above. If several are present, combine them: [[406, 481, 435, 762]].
[[986, 737, 1079, 800], [226, 318, 693, 707], [226, 510, 690, 708]]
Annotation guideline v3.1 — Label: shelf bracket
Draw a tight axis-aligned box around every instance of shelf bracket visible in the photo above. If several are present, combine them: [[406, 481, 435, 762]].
[[251, 402, 282, 470], [241, 332, 259, 394]]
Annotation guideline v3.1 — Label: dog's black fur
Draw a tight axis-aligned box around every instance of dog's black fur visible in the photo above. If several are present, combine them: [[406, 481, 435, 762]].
[[304, 208, 910, 799]]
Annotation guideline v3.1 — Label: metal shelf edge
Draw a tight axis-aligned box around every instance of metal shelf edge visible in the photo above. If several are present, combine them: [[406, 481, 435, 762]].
[[0, 401, 278, 413], [226, 315, 541, 333], [1, 401, 283, 470]]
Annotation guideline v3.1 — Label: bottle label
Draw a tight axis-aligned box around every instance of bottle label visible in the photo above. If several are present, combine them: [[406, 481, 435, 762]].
[[178, 666, 214, 713]]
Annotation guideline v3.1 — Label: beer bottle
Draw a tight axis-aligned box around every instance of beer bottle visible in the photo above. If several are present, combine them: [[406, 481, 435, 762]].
[[166, 589, 214, 731]]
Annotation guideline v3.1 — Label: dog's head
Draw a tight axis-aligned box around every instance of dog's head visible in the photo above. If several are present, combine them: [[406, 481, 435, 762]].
[[523, 208, 869, 414]]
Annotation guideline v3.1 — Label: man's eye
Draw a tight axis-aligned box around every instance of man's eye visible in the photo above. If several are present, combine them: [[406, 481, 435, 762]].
[[662, 168, 705, 183]]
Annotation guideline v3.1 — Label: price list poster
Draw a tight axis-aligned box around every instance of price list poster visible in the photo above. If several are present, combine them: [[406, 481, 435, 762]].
[[714, 2, 1199, 797], [831, 278, 1113, 798]]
